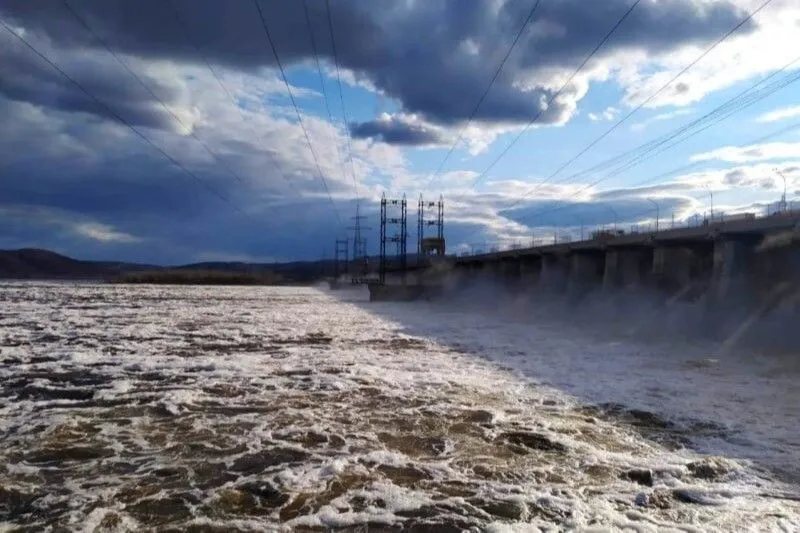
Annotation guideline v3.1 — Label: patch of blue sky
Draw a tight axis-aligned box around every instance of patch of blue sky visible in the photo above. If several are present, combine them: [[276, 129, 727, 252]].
[[281, 55, 798, 216]]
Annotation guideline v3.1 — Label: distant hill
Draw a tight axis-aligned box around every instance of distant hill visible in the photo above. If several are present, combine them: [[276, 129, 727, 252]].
[[0, 248, 419, 284], [0, 248, 332, 283], [180, 260, 332, 282], [0, 249, 138, 279]]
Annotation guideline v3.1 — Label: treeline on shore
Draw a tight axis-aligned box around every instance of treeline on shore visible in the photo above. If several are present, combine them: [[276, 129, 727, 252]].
[[111, 268, 282, 286]]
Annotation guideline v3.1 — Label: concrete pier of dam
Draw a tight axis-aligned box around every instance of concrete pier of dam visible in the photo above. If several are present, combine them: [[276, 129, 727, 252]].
[[409, 214, 800, 349], [449, 213, 800, 304], [355, 211, 800, 346]]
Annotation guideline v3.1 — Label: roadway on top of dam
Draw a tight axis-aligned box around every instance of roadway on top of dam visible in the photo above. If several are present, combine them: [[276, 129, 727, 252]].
[[458, 212, 800, 263]]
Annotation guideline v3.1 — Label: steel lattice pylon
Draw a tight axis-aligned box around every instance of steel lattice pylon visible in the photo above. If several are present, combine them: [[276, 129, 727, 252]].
[[333, 238, 349, 279], [417, 195, 445, 258], [379, 193, 407, 285], [347, 203, 371, 280]]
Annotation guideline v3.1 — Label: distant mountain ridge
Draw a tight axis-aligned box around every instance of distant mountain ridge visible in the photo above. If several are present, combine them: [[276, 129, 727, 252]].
[[0, 248, 145, 279], [0, 248, 332, 282]]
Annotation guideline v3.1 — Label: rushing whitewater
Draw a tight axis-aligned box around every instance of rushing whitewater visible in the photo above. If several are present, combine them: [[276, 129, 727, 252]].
[[0, 283, 798, 532]]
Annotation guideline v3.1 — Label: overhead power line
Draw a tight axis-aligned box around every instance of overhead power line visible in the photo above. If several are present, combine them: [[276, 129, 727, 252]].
[[469, 0, 644, 189], [455, 57, 799, 246], [165, 0, 303, 200], [455, 0, 785, 242], [426, 0, 543, 190], [511, 62, 800, 226], [518, 55, 800, 203], [514, 96, 800, 228], [589, 72, 800, 183], [504, 0, 776, 202], [302, 0, 350, 201], [61, 0, 249, 189], [528, 52, 800, 192], [577, 123, 800, 238], [324, 0, 360, 205], [475, 121, 800, 246], [252, 0, 344, 228], [0, 19, 244, 215], [607, 121, 800, 199], [598, 122, 800, 226]]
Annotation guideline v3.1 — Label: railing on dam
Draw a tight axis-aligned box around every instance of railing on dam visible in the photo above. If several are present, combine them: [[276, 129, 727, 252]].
[[459, 203, 800, 258]]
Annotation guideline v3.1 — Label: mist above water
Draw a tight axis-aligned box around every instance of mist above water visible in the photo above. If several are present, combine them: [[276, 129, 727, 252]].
[[375, 276, 800, 481], [437, 267, 800, 353]]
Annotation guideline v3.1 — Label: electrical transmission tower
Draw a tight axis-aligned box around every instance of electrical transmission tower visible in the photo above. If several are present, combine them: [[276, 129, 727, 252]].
[[333, 237, 349, 279], [379, 193, 407, 285], [417, 195, 445, 259], [347, 203, 371, 281]]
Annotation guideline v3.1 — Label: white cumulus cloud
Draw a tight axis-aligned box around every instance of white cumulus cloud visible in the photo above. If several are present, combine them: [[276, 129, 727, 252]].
[[756, 105, 800, 123], [691, 142, 800, 163]]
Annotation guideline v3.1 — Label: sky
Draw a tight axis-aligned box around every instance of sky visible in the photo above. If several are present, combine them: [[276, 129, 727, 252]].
[[0, 0, 799, 264]]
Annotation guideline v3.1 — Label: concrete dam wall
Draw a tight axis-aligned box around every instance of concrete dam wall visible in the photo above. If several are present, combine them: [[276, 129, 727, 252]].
[[443, 217, 800, 351]]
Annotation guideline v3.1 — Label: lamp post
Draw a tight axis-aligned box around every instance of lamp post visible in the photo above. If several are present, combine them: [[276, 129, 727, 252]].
[[605, 205, 619, 231], [775, 168, 788, 213], [703, 184, 714, 221], [647, 198, 659, 233]]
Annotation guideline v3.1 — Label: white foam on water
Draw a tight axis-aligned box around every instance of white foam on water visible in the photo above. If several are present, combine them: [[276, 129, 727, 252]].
[[79, 507, 139, 533], [0, 282, 798, 531]]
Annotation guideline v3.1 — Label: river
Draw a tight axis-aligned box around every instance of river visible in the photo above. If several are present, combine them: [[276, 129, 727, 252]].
[[1, 283, 798, 532]]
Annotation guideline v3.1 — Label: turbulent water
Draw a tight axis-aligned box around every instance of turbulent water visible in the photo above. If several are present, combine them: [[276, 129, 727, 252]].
[[1, 283, 798, 532]]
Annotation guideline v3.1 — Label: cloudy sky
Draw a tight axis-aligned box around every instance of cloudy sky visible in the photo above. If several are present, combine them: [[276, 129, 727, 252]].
[[1, 0, 799, 264]]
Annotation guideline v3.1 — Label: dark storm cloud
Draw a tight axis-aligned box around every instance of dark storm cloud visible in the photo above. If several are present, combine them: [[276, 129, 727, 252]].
[[0, 91, 364, 263], [0, 94, 230, 218], [1, 150, 216, 220], [349, 115, 446, 146], [0, 27, 184, 132], [0, 0, 762, 262], [0, 184, 367, 264], [0, 0, 753, 137]]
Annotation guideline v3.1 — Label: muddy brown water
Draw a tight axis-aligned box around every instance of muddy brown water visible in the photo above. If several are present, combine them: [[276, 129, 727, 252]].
[[0, 283, 798, 532]]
